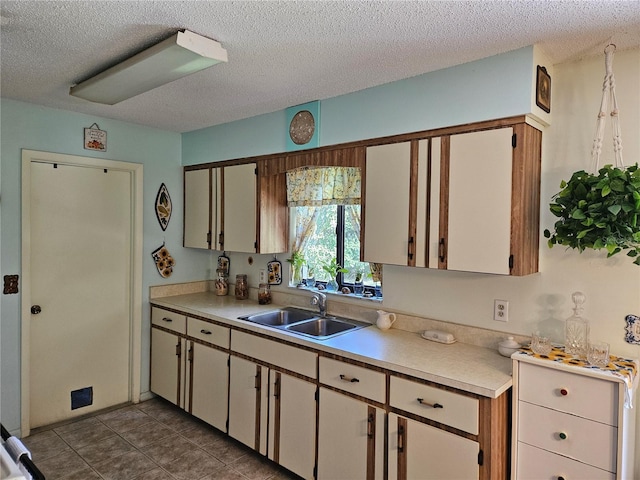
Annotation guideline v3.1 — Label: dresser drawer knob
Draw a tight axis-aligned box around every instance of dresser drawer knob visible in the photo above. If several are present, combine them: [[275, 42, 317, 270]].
[[339, 374, 360, 383], [558, 432, 567, 440], [417, 398, 443, 409], [559, 388, 568, 396]]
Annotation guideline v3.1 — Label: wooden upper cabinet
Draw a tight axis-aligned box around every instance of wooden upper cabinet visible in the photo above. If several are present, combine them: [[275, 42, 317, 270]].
[[222, 163, 257, 253], [362, 120, 541, 275], [184, 168, 217, 249], [363, 142, 412, 266], [438, 123, 541, 275]]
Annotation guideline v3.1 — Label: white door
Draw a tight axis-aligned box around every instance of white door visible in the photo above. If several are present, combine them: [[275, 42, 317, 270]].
[[27, 159, 133, 428]]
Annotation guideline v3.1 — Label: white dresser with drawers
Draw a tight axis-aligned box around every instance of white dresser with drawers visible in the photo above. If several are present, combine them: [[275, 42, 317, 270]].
[[512, 353, 638, 480]]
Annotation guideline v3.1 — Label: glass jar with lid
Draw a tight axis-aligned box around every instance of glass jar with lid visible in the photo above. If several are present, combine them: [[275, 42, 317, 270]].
[[235, 274, 249, 300], [215, 268, 228, 296], [564, 291, 589, 357]]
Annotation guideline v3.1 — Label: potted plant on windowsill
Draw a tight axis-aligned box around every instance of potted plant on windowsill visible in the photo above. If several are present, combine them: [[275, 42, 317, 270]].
[[321, 258, 348, 292], [544, 164, 640, 265], [287, 250, 305, 285]]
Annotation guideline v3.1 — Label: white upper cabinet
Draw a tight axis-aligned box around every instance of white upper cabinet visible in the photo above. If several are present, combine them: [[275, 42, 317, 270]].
[[184, 168, 216, 249], [445, 128, 513, 274], [363, 142, 412, 266], [222, 163, 257, 253]]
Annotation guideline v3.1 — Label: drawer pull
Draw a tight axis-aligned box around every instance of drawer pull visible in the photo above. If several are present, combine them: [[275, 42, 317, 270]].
[[398, 424, 405, 453], [162, 317, 173, 322], [558, 432, 567, 440], [559, 388, 568, 396], [200, 329, 212, 335], [417, 398, 443, 409], [367, 413, 374, 439], [339, 374, 360, 383]]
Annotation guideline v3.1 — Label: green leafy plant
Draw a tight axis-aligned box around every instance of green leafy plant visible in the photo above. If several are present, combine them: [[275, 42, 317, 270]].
[[321, 257, 348, 279], [287, 250, 305, 284], [544, 164, 640, 265]]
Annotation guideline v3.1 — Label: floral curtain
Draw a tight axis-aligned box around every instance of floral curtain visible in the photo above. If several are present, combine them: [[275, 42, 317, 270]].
[[286, 166, 361, 207], [290, 206, 320, 255]]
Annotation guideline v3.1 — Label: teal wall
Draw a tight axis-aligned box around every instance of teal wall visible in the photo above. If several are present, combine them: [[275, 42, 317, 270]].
[[182, 46, 534, 163], [0, 99, 212, 433]]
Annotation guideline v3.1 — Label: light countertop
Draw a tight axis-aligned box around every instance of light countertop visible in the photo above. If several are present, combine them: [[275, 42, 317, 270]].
[[150, 292, 512, 398]]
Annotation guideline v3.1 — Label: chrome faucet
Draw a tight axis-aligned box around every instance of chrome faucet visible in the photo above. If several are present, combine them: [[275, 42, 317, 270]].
[[311, 292, 327, 317]]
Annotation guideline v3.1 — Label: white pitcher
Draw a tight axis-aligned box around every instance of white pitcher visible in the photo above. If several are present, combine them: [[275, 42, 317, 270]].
[[376, 310, 397, 330]]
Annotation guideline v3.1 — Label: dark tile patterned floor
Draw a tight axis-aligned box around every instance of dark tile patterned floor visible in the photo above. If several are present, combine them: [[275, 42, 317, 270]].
[[21, 398, 298, 480]]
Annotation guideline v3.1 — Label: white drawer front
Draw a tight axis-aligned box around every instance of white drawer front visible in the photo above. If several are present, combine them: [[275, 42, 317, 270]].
[[152, 307, 186, 334], [517, 441, 615, 480], [231, 330, 316, 378], [187, 317, 230, 348], [319, 357, 386, 403], [518, 362, 617, 426], [390, 376, 478, 435], [518, 401, 617, 473]]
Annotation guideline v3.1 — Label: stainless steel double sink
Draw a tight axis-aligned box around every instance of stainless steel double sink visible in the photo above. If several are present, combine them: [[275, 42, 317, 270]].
[[238, 307, 369, 340]]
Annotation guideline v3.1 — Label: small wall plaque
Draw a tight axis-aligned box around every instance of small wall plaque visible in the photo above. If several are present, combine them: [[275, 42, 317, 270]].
[[84, 123, 107, 151]]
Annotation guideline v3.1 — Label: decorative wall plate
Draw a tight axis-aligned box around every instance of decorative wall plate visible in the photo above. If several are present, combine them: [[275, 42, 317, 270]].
[[285, 101, 320, 151], [624, 314, 640, 345], [267, 259, 282, 285], [155, 183, 172, 231]]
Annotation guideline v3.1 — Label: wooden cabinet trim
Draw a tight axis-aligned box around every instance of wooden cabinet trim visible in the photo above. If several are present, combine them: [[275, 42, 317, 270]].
[[438, 136, 450, 270]]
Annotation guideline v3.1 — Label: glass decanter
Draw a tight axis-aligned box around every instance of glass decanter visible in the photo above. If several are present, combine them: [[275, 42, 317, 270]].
[[564, 291, 590, 357]]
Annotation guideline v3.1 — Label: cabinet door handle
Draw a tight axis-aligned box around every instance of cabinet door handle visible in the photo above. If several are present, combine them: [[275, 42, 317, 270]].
[[438, 238, 446, 262], [162, 317, 173, 322], [200, 329, 212, 335], [367, 413, 375, 439], [398, 424, 405, 453], [408, 236, 414, 260], [273, 375, 281, 399], [417, 398, 443, 408], [339, 374, 360, 383]]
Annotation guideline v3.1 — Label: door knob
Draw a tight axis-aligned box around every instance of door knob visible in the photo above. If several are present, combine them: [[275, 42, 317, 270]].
[[31, 305, 42, 314]]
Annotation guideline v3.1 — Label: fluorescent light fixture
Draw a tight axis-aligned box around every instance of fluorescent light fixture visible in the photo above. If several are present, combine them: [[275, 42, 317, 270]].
[[70, 30, 227, 105]]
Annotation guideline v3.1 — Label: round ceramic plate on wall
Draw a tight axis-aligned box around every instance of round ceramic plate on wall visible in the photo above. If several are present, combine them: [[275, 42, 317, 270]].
[[285, 101, 320, 151]]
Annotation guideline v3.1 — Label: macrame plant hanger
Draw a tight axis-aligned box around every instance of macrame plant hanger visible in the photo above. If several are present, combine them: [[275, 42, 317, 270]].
[[591, 44, 625, 172]]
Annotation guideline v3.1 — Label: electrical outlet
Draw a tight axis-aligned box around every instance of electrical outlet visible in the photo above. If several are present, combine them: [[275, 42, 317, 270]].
[[494, 299, 509, 322], [259, 269, 267, 283]]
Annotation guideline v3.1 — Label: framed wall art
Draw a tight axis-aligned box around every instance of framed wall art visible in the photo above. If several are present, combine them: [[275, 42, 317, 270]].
[[536, 65, 551, 113]]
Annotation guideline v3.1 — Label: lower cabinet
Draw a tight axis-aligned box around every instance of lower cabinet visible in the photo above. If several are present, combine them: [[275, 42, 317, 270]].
[[187, 341, 229, 432], [267, 371, 316, 479], [228, 355, 316, 479], [150, 327, 186, 407], [317, 387, 385, 480], [388, 413, 479, 480]]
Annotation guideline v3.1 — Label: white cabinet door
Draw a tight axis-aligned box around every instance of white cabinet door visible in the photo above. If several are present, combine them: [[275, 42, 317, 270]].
[[268, 371, 316, 479], [317, 387, 385, 480], [189, 342, 229, 432], [223, 163, 257, 253], [184, 168, 215, 249], [446, 128, 513, 274], [364, 142, 411, 265], [228, 355, 268, 454], [389, 413, 479, 480], [150, 328, 184, 406]]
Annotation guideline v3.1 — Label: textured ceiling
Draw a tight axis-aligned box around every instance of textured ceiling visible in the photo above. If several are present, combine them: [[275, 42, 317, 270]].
[[1, 1, 639, 133]]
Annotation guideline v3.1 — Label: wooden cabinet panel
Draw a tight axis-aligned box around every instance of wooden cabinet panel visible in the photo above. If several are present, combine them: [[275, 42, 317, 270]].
[[364, 142, 412, 265], [222, 163, 257, 253], [189, 342, 229, 432], [317, 387, 384, 480], [389, 413, 479, 480], [390, 376, 479, 435], [268, 371, 316, 479], [446, 128, 513, 274], [150, 328, 184, 406], [228, 355, 269, 454]]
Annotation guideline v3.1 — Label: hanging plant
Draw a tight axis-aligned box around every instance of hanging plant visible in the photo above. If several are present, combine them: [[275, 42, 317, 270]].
[[544, 164, 640, 264], [544, 44, 640, 265]]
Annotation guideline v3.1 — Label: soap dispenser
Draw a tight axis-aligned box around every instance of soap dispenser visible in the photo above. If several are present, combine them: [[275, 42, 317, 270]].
[[564, 291, 589, 357]]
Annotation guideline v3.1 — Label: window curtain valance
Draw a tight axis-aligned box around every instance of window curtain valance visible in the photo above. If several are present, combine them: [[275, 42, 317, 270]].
[[286, 166, 361, 207]]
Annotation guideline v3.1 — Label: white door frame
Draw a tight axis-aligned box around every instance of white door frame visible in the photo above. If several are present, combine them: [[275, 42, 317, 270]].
[[20, 149, 143, 436]]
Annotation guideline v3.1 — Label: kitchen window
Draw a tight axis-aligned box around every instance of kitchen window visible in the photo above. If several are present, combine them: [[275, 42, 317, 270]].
[[287, 166, 380, 295]]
